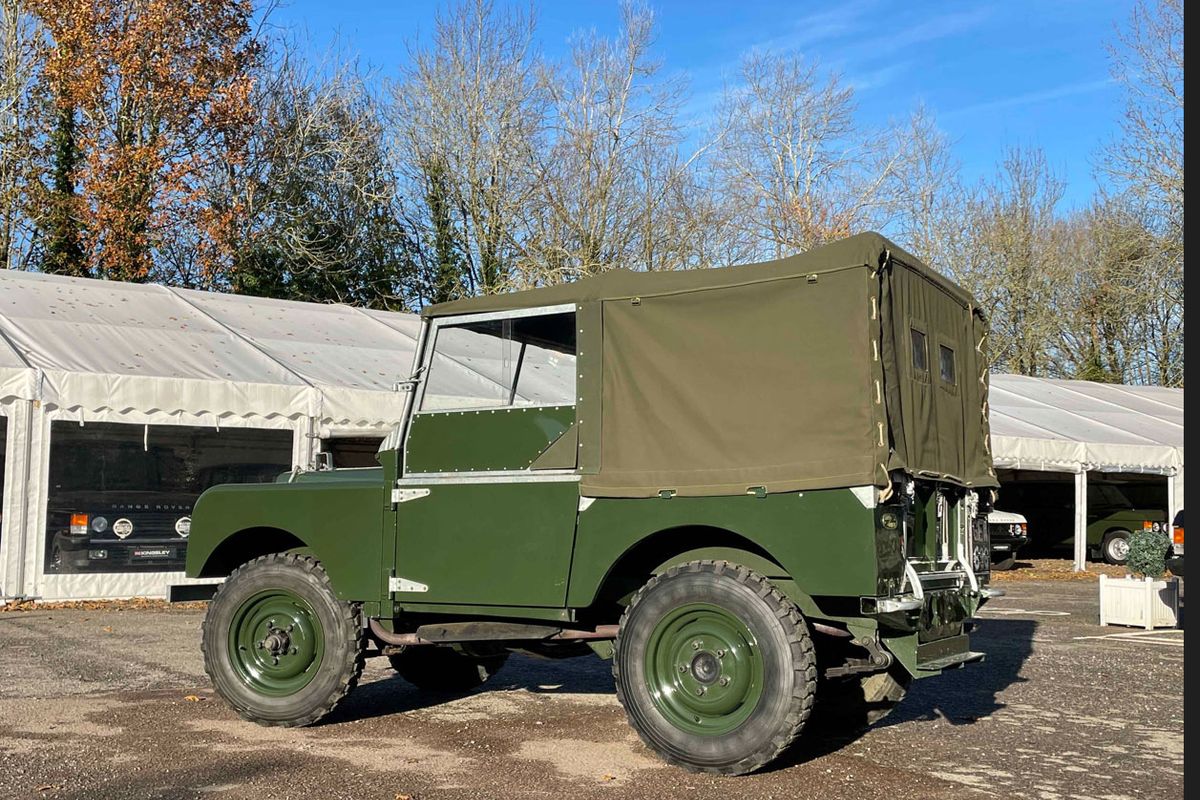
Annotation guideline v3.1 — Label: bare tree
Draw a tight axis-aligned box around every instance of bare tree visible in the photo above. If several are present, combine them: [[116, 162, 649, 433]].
[[1097, 0, 1183, 386], [887, 105, 961, 272], [709, 51, 905, 261], [1101, 0, 1183, 244], [1, 0, 39, 270], [521, 1, 705, 281], [1052, 196, 1154, 382], [391, 0, 543, 295], [950, 147, 1066, 376]]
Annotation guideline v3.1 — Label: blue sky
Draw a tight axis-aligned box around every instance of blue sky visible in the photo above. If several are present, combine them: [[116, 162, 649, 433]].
[[270, 0, 1135, 210]]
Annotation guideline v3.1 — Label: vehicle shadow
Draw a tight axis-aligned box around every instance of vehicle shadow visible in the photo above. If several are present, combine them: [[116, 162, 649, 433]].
[[877, 617, 1036, 728], [321, 650, 616, 725]]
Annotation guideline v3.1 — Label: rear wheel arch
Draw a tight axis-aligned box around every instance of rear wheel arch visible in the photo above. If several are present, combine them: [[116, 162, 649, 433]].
[[195, 527, 309, 578], [581, 525, 811, 618]]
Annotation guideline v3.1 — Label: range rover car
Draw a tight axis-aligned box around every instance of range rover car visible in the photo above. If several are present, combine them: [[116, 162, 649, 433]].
[[986, 510, 1028, 570]]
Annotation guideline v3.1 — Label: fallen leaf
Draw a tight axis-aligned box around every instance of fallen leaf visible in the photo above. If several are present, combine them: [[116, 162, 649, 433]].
[[394, 793, 414, 800], [101, 626, 113, 633], [183, 695, 205, 702], [602, 774, 616, 782]]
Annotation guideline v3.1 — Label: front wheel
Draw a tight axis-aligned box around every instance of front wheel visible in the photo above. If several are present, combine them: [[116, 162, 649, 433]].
[[202, 553, 364, 727], [1103, 530, 1131, 565], [613, 560, 817, 775]]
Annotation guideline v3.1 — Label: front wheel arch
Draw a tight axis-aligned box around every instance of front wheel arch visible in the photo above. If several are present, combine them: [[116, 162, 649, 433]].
[[193, 527, 308, 578]]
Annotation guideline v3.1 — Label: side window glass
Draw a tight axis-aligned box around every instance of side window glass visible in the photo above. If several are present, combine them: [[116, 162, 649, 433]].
[[421, 312, 576, 411], [939, 345, 956, 385], [910, 328, 928, 373]]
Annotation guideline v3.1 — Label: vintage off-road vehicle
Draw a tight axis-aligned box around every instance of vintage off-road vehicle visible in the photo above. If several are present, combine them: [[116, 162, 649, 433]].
[[186, 232, 1001, 775]]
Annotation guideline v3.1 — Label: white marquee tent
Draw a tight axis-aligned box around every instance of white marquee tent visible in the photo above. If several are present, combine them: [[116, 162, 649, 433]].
[[1, 270, 1185, 601], [989, 374, 1184, 569], [0, 270, 427, 601]]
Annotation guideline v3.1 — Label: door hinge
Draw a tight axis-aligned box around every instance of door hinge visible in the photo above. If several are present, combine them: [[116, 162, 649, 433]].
[[389, 576, 429, 593], [391, 487, 431, 504]]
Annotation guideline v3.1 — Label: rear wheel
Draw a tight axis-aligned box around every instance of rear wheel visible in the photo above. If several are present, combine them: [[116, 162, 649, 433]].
[[613, 560, 817, 775], [1103, 530, 1131, 565], [202, 553, 364, 727], [388, 647, 508, 692]]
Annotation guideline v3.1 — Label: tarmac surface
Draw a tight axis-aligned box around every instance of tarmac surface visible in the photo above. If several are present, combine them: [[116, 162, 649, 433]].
[[0, 579, 1183, 800]]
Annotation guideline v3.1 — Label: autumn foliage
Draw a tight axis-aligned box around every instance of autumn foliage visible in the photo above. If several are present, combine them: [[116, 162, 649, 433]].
[[30, 0, 257, 282]]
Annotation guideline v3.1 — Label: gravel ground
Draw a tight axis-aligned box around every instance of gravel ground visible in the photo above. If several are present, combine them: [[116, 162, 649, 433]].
[[0, 580, 1183, 800]]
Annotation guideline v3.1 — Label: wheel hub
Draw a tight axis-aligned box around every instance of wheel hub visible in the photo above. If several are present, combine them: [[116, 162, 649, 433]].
[[690, 651, 721, 684], [228, 589, 324, 697], [643, 602, 764, 736], [263, 628, 291, 656]]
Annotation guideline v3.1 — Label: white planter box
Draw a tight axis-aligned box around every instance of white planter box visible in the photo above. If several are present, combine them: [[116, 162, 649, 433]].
[[1098, 574, 1180, 629]]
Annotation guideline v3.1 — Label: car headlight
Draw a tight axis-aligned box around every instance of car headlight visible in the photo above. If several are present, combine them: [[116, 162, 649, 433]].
[[92, 516, 109, 533]]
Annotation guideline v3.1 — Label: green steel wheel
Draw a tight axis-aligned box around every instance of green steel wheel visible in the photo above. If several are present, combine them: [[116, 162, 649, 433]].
[[202, 553, 364, 727], [227, 588, 325, 697], [642, 603, 765, 736], [613, 560, 817, 775]]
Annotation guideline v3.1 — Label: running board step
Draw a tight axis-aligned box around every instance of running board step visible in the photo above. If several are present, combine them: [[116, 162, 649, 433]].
[[917, 650, 986, 672], [414, 621, 563, 642]]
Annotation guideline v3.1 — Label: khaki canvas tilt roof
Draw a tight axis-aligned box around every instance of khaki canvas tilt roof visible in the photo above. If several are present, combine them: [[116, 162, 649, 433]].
[[424, 232, 996, 498]]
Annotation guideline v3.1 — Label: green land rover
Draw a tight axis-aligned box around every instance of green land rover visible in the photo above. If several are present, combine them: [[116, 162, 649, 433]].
[[185, 232, 1001, 775]]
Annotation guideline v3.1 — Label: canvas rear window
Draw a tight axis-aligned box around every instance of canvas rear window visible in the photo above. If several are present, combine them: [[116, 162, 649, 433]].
[[940, 345, 956, 385], [911, 328, 928, 373]]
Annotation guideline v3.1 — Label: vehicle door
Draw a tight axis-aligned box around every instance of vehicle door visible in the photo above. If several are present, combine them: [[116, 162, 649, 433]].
[[393, 305, 581, 608]]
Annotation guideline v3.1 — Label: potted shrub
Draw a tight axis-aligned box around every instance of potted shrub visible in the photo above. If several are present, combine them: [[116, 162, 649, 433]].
[[1099, 526, 1180, 629]]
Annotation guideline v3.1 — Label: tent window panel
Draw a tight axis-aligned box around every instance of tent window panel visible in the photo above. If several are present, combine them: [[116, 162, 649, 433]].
[[939, 345, 956, 385], [44, 422, 292, 575], [421, 312, 577, 411], [910, 328, 928, 373]]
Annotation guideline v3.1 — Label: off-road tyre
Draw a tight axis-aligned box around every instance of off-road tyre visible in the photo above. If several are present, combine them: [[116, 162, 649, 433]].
[[613, 560, 817, 776], [202, 553, 364, 727], [388, 647, 508, 691], [991, 554, 1017, 571], [1102, 530, 1131, 565], [806, 665, 912, 739]]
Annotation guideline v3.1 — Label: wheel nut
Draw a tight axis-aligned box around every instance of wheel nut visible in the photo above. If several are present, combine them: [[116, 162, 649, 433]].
[[719, 677, 730, 686], [272, 657, 279, 665], [691, 641, 700, 650], [287, 624, 294, 633], [716, 649, 725, 658], [678, 664, 687, 673], [256, 641, 264, 650], [290, 647, 298, 655], [695, 687, 705, 696]]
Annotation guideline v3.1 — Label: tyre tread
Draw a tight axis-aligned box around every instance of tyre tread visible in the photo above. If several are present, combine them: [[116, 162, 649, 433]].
[[201, 552, 364, 728], [612, 559, 817, 775]]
